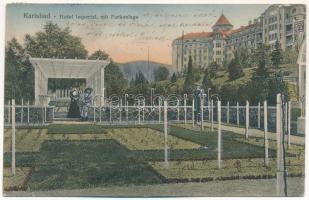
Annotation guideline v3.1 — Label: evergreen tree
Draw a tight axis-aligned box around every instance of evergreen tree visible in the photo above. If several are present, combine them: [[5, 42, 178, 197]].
[[227, 53, 244, 80], [183, 56, 194, 94], [104, 61, 128, 96], [202, 69, 214, 91], [5, 38, 34, 103], [170, 72, 177, 83], [88, 49, 109, 60], [207, 61, 219, 78], [129, 71, 149, 95], [154, 66, 169, 82], [247, 44, 271, 104], [271, 40, 283, 68], [254, 44, 271, 77]]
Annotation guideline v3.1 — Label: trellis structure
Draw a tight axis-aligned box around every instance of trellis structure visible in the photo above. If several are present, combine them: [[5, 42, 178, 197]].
[[29, 57, 110, 105]]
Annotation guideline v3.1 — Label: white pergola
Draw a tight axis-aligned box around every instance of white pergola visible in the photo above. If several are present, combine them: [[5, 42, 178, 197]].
[[29, 58, 110, 105]]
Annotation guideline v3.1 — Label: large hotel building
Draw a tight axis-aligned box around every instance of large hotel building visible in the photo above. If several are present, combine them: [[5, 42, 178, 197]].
[[172, 4, 306, 72]]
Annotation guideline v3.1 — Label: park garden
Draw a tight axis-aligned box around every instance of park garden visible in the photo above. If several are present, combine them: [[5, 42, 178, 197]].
[[3, 123, 304, 192]]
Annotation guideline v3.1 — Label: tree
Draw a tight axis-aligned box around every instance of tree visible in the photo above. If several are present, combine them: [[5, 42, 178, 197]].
[[23, 22, 90, 92], [170, 72, 177, 83], [5, 38, 34, 103], [154, 66, 169, 82], [88, 51, 125, 97], [104, 61, 128, 96], [24, 22, 88, 59], [202, 69, 214, 91], [282, 49, 298, 64], [128, 71, 149, 95], [271, 40, 283, 68], [253, 44, 271, 77], [88, 49, 109, 60], [246, 44, 271, 104], [207, 62, 219, 78], [183, 56, 194, 94], [227, 54, 244, 80], [239, 48, 254, 68]]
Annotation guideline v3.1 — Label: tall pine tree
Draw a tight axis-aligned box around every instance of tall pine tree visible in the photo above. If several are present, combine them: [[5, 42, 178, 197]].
[[183, 56, 194, 94], [227, 53, 244, 80], [271, 40, 283, 68]]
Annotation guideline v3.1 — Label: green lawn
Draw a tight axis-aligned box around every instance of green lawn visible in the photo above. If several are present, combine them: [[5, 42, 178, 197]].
[[27, 140, 162, 190], [47, 124, 107, 134]]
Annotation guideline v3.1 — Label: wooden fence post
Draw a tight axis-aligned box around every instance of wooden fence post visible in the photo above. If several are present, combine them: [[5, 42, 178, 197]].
[[288, 101, 291, 147], [217, 100, 222, 169], [21, 98, 24, 124], [284, 102, 288, 148], [184, 97, 187, 124], [109, 102, 112, 123], [99, 97, 102, 123], [92, 104, 95, 122], [264, 100, 269, 167], [11, 99, 16, 176], [201, 96, 204, 131], [226, 101, 230, 124], [8, 100, 11, 124], [138, 99, 141, 125], [237, 101, 239, 126], [158, 98, 161, 123], [27, 101, 30, 124], [192, 100, 195, 128], [126, 100, 129, 122], [258, 102, 261, 128], [142, 100, 145, 123], [177, 99, 180, 122], [119, 99, 122, 123], [164, 100, 168, 168], [211, 100, 214, 131], [245, 100, 249, 139], [276, 94, 285, 196]]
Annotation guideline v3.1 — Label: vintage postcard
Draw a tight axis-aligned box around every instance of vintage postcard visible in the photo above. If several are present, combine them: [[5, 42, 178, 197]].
[[1, 1, 307, 197]]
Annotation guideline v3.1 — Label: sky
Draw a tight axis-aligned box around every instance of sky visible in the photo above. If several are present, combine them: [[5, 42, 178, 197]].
[[6, 4, 270, 64]]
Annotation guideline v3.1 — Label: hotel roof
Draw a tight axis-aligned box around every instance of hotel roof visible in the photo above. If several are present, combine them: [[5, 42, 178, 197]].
[[213, 14, 232, 26]]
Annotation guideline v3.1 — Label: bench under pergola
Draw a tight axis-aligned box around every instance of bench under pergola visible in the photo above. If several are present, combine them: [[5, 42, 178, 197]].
[[29, 58, 110, 105]]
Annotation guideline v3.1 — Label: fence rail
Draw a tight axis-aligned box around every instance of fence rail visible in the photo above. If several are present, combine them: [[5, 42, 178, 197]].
[[3, 99, 298, 135], [4, 104, 54, 126]]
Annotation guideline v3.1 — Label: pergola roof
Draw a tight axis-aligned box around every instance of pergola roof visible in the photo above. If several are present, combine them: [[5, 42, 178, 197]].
[[29, 57, 110, 79]]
